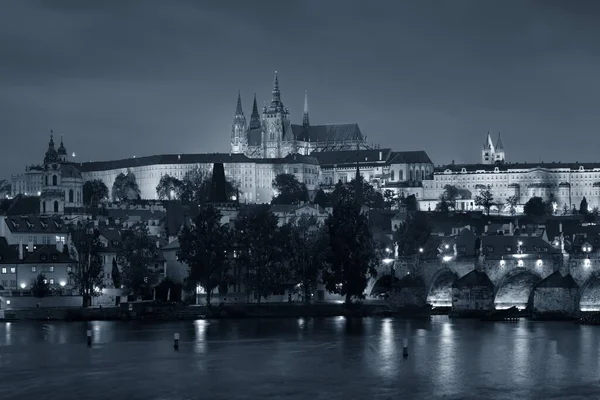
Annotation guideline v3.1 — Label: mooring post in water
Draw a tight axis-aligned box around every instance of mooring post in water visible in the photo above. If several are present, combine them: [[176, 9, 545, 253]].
[[174, 333, 180, 350], [87, 330, 92, 347], [402, 338, 408, 358]]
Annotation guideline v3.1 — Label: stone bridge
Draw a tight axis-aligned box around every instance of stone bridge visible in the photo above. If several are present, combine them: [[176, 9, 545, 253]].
[[366, 254, 600, 311]]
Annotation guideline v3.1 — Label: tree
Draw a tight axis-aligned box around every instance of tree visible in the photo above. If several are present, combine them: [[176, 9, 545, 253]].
[[322, 196, 378, 303], [0, 179, 11, 195], [117, 224, 160, 300], [435, 196, 450, 213], [111, 258, 121, 289], [156, 174, 182, 200], [31, 273, 50, 298], [505, 195, 518, 216], [83, 179, 109, 206], [68, 225, 105, 307], [442, 185, 459, 210], [271, 173, 309, 205], [281, 215, 328, 304], [562, 203, 570, 216], [177, 167, 237, 204], [475, 187, 494, 215], [313, 189, 329, 208], [330, 178, 384, 209], [523, 197, 551, 217], [383, 190, 398, 210], [234, 205, 286, 303], [177, 204, 233, 306], [112, 171, 141, 202], [394, 212, 433, 257], [580, 197, 589, 215], [401, 194, 418, 212]]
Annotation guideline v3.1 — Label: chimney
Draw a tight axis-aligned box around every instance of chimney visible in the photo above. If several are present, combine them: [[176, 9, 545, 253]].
[[28, 241, 34, 253], [379, 151, 382, 161]]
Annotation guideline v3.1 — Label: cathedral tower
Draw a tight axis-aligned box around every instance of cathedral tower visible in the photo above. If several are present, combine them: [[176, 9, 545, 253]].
[[481, 132, 495, 164], [494, 132, 505, 163], [230, 91, 247, 154], [262, 72, 293, 158]]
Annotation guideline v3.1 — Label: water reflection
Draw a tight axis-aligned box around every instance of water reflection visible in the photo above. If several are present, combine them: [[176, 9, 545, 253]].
[[377, 318, 396, 379]]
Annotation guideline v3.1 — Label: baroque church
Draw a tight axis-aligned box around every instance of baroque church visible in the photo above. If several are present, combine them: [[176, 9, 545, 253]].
[[230, 72, 370, 158], [39, 134, 84, 214]]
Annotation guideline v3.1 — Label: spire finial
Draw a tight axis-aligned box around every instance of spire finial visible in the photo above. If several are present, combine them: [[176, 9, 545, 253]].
[[303, 90, 310, 128], [249, 93, 261, 129], [271, 71, 281, 104]]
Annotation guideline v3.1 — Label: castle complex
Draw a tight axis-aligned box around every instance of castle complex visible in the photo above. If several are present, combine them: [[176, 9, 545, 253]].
[[9, 73, 600, 214]]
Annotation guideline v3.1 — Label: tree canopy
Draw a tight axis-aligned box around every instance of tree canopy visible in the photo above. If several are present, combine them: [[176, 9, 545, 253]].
[[177, 204, 233, 306], [176, 167, 237, 203], [394, 212, 433, 257], [117, 224, 160, 299], [475, 187, 494, 215], [523, 196, 552, 217], [112, 171, 141, 202], [83, 179, 109, 206], [271, 173, 309, 205], [330, 177, 384, 209], [156, 174, 182, 200], [68, 225, 105, 307]]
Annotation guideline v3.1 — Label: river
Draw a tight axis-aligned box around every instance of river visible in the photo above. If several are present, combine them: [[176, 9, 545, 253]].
[[0, 316, 599, 399]]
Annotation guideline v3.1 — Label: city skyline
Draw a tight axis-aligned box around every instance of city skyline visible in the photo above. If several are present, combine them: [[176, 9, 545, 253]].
[[2, 0, 600, 177]]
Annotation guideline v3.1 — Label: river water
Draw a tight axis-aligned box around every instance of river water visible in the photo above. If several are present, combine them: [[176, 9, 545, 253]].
[[0, 316, 599, 399]]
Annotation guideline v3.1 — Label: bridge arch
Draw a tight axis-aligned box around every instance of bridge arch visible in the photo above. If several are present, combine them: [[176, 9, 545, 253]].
[[426, 268, 458, 307], [579, 273, 600, 312], [370, 275, 399, 297], [494, 268, 543, 310]]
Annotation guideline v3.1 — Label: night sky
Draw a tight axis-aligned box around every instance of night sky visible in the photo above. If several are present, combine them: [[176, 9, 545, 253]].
[[1, 0, 599, 177]]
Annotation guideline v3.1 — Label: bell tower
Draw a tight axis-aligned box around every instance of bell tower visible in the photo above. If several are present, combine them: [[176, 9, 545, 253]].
[[40, 131, 64, 215]]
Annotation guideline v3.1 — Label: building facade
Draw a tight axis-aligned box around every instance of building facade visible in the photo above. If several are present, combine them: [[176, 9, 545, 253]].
[[231, 73, 370, 159]]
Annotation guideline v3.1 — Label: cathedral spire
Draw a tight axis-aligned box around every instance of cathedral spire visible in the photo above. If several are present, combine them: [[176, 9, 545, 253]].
[[235, 90, 243, 116], [302, 90, 310, 128], [271, 71, 281, 104], [249, 93, 261, 129]]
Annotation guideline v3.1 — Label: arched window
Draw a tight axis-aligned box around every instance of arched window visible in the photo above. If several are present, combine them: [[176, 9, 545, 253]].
[[52, 175, 57, 186], [399, 170, 404, 181], [68, 189, 73, 203], [410, 170, 414, 181], [391, 170, 395, 181], [53, 201, 59, 213], [42, 202, 46, 213], [421, 170, 425, 180], [45, 175, 48, 186]]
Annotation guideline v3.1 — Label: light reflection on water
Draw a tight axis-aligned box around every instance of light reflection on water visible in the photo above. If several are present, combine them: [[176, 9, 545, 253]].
[[1, 317, 600, 399]]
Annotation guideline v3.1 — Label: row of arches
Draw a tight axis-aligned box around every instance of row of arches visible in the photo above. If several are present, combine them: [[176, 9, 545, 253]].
[[370, 268, 600, 311]]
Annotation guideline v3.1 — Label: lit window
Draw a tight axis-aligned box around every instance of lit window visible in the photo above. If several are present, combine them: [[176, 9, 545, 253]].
[[1, 268, 6, 274], [10, 268, 15, 273], [49, 279, 54, 285], [31, 266, 37, 272]]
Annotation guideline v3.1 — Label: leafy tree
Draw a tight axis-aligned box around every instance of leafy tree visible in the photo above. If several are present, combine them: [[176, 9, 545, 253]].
[[523, 197, 551, 217], [281, 215, 328, 304], [154, 278, 183, 302], [0, 179, 11, 195], [401, 194, 418, 212], [68, 226, 105, 307], [111, 258, 121, 289], [117, 224, 160, 300], [83, 179, 109, 206], [394, 212, 433, 257], [234, 205, 286, 303], [313, 189, 329, 208], [322, 196, 378, 303], [475, 187, 494, 215], [383, 190, 398, 210], [592, 207, 599, 217], [156, 174, 182, 200], [177, 167, 237, 204], [112, 171, 141, 202], [442, 185, 459, 209], [435, 196, 450, 213], [177, 204, 233, 306], [580, 197, 589, 215], [31, 273, 50, 298], [271, 173, 309, 205], [505, 195, 518, 216], [562, 203, 570, 216], [330, 177, 384, 209]]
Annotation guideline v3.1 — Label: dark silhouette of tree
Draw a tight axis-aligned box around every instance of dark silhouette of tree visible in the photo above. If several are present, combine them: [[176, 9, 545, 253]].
[[330, 178, 384, 209], [31, 273, 50, 298], [68, 226, 105, 307], [234, 205, 286, 303], [435, 196, 450, 213], [111, 258, 121, 289], [313, 189, 329, 208], [177, 204, 233, 306], [177, 166, 237, 204], [271, 173, 309, 205], [383, 189, 398, 209], [322, 197, 378, 304], [475, 187, 494, 215], [401, 194, 418, 212], [112, 171, 141, 201], [117, 224, 159, 300], [580, 197, 589, 215], [83, 179, 109, 206], [155, 174, 182, 200], [505, 195, 518, 216], [281, 215, 328, 304], [523, 197, 552, 217], [394, 212, 433, 257]]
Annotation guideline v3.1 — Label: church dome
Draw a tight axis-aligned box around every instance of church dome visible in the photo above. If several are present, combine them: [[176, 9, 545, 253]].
[[57, 141, 67, 155], [61, 163, 82, 179]]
